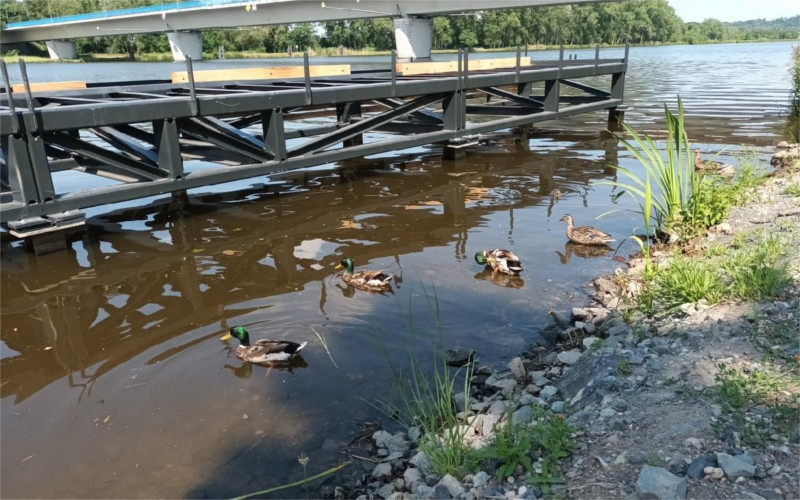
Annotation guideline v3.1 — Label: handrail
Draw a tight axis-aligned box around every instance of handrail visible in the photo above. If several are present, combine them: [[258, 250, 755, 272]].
[[5, 0, 253, 29]]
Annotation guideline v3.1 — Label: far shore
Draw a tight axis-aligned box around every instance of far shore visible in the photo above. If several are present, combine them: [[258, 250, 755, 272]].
[[2, 38, 796, 64]]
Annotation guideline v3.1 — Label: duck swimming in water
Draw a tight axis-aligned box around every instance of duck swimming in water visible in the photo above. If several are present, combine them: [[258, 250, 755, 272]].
[[335, 257, 394, 292], [559, 214, 615, 246], [694, 149, 734, 178], [474, 249, 523, 275], [220, 326, 307, 364]]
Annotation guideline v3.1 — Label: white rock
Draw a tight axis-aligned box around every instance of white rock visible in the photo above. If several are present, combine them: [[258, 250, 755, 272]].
[[373, 430, 392, 448], [508, 357, 527, 379], [473, 471, 490, 488], [582, 336, 602, 350], [439, 474, 466, 498]]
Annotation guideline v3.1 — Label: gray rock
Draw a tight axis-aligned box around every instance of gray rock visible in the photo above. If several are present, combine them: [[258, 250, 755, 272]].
[[387, 433, 410, 455], [555, 354, 624, 406], [540, 385, 559, 401], [687, 454, 717, 480], [512, 405, 533, 425], [408, 426, 421, 442], [557, 350, 582, 365], [583, 336, 602, 350], [572, 307, 590, 320], [488, 400, 508, 416], [372, 462, 393, 481], [646, 358, 664, 371], [416, 485, 434, 498], [409, 451, 433, 476], [550, 401, 566, 413], [717, 452, 755, 480], [487, 378, 517, 394], [375, 483, 395, 498], [524, 383, 541, 395], [635, 465, 687, 500], [373, 430, 392, 448], [629, 355, 645, 365], [439, 474, 466, 498], [453, 392, 467, 413], [509, 357, 527, 379], [473, 471, 490, 488], [651, 338, 670, 354], [600, 407, 617, 418], [737, 453, 755, 465], [429, 484, 452, 499], [404, 468, 422, 485], [445, 348, 475, 367], [385, 451, 404, 462], [607, 324, 632, 337]]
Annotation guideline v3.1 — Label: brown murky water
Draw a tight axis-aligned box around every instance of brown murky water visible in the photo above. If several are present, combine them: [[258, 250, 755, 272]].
[[1, 41, 794, 498]]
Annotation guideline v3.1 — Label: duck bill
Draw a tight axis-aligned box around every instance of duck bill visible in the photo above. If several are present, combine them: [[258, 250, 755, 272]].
[[334, 264, 343, 270], [220, 333, 233, 341]]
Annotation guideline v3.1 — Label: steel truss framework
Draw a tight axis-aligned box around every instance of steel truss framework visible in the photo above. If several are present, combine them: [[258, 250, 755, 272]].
[[0, 47, 627, 233]]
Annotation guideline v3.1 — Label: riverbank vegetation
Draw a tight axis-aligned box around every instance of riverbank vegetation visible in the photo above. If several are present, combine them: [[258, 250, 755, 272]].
[[787, 43, 800, 142], [1, 0, 798, 60]]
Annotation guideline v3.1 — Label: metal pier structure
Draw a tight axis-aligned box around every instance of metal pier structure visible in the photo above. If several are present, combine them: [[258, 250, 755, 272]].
[[0, 47, 627, 253]]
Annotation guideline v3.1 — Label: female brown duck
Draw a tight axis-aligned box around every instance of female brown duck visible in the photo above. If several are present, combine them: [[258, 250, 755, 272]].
[[559, 214, 614, 246]]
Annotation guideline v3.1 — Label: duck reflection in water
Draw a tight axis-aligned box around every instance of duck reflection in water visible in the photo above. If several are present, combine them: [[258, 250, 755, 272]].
[[473, 268, 525, 289], [223, 356, 309, 379], [556, 241, 613, 264]]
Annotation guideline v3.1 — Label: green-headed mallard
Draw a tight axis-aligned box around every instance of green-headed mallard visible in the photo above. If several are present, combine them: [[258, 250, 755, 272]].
[[474, 249, 523, 275], [695, 149, 734, 177], [335, 257, 394, 292], [220, 326, 307, 364], [559, 214, 614, 246]]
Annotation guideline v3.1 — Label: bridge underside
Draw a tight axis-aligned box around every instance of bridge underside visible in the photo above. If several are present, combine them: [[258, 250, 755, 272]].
[[0, 49, 626, 251], [1, 0, 620, 44]]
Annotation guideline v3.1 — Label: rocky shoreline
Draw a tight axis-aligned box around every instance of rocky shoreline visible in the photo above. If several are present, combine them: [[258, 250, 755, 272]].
[[327, 148, 799, 500]]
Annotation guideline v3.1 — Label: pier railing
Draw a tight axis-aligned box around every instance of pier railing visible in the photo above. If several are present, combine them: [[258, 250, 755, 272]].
[[0, 46, 627, 247]]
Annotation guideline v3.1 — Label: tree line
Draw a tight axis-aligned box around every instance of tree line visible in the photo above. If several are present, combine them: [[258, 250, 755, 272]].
[[1, 0, 798, 57]]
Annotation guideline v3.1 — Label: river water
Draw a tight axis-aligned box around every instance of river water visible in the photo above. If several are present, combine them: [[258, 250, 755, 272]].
[[0, 41, 795, 498]]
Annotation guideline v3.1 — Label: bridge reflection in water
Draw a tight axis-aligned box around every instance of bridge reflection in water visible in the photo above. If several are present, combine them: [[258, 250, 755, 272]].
[[0, 131, 621, 498]]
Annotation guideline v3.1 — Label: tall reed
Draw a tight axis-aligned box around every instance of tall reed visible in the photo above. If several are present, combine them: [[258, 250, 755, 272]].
[[602, 97, 695, 245]]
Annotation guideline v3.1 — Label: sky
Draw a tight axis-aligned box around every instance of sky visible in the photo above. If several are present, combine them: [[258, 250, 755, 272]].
[[667, 0, 800, 23]]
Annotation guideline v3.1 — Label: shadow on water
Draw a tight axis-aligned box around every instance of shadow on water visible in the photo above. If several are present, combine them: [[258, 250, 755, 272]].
[[0, 132, 619, 407]]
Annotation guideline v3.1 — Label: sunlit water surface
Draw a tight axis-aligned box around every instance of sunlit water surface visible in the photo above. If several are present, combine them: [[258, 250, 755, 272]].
[[0, 41, 795, 498]]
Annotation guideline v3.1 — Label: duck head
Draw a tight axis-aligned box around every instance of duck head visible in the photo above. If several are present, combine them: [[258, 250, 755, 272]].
[[474, 251, 488, 265], [559, 214, 574, 225], [335, 257, 355, 274], [220, 326, 250, 346]]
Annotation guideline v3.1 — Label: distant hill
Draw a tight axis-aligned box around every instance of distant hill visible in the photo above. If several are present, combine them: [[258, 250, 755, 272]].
[[730, 15, 800, 31]]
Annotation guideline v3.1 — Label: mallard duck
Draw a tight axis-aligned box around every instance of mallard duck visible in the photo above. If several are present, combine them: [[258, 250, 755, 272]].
[[474, 249, 523, 275], [694, 150, 734, 177], [220, 326, 307, 364], [335, 257, 394, 292], [559, 214, 614, 246]]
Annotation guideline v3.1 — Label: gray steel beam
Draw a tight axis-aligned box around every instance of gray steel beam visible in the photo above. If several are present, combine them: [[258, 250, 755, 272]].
[[1, 58, 627, 226]]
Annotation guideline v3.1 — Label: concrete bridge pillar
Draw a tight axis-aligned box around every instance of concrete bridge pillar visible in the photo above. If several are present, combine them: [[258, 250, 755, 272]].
[[168, 31, 203, 62], [393, 17, 433, 62], [45, 39, 77, 60]]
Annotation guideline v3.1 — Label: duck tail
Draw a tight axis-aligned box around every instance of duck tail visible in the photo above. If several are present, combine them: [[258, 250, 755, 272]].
[[293, 341, 308, 354]]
